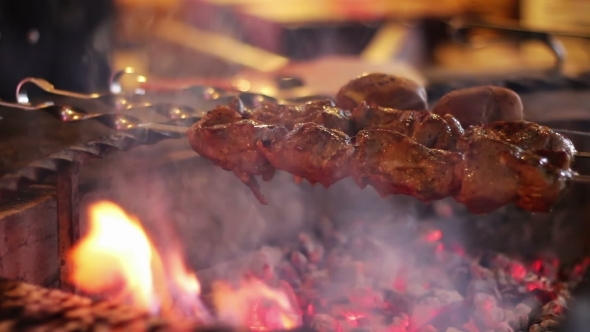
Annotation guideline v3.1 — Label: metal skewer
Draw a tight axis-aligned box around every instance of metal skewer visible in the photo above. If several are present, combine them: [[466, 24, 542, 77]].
[[16, 77, 115, 105], [10, 75, 590, 169], [572, 175, 590, 184], [0, 99, 185, 136]]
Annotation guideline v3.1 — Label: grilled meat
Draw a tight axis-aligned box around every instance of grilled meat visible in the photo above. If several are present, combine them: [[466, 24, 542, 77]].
[[336, 73, 428, 111], [187, 106, 288, 204], [257, 122, 355, 187], [454, 135, 571, 213], [485, 121, 576, 166], [245, 100, 353, 135], [186, 79, 577, 213], [351, 129, 464, 201], [351, 102, 464, 150], [353, 104, 575, 161], [432, 86, 524, 128], [457, 121, 576, 168]]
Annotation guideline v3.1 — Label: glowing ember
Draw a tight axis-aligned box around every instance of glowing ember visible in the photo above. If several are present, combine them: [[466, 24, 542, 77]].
[[212, 279, 301, 330], [68, 201, 209, 320], [65, 202, 587, 331]]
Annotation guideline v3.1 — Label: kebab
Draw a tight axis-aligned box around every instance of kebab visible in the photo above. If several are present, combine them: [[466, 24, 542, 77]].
[[186, 75, 576, 213], [187, 105, 571, 214]]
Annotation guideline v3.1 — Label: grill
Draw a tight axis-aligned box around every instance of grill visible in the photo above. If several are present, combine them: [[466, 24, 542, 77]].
[[1, 71, 590, 332]]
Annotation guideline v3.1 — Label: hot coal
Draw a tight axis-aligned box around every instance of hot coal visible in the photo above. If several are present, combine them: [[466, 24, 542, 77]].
[[0, 223, 584, 332], [195, 215, 590, 332]]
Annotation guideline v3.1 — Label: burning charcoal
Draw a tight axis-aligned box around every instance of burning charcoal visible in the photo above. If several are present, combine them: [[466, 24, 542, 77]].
[[249, 251, 277, 281], [466, 279, 502, 301], [432, 290, 464, 306], [278, 280, 303, 318], [529, 319, 559, 332], [383, 290, 413, 316], [388, 314, 410, 332], [291, 251, 311, 274], [411, 297, 446, 328], [337, 318, 367, 332], [462, 319, 479, 332], [493, 322, 515, 332], [515, 302, 533, 316], [303, 270, 331, 290], [276, 262, 302, 288], [310, 314, 341, 332], [299, 233, 325, 264], [316, 284, 353, 307], [348, 329, 374, 332], [346, 287, 385, 309], [528, 288, 557, 306], [472, 293, 502, 328], [328, 261, 363, 285], [540, 296, 567, 319], [450, 266, 471, 296], [416, 325, 438, 332], [317, 216, 337, 243], [504, 303, 532, 330]]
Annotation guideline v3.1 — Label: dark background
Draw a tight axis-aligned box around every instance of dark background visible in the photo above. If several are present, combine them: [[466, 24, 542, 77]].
[[0, 0, 115, 101]]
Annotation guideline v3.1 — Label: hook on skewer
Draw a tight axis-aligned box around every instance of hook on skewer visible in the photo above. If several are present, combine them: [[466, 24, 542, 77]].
[[16, 78, 105, 104]]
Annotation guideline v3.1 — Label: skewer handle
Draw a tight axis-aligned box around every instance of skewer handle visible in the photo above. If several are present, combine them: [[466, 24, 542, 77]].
[[571, 175, 590, 184]]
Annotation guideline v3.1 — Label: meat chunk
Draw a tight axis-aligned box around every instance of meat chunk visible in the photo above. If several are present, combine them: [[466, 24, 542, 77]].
[[257, 122, 355, 187], [351, 103, 461, 150], [336, 73, 428, 111], [245, 100, 353, 135], [351, 129, 463, 201], [485, 121, 576, 166], [187, 106, 288, 204], [432, 86, 524, 127], [455, 135, 571, 214], [457, 121, 576, 167]]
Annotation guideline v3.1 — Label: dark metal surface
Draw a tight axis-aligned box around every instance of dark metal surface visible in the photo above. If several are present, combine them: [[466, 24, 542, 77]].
[[0, 104, 184, 192], [0, 105, 113, 176]]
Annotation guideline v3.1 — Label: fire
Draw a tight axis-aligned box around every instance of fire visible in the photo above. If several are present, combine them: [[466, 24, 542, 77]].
[[69, 202, 159, 310], [212, 279, 301, 330], [68, 201, 208, 319], [68, 201, 300, 330]]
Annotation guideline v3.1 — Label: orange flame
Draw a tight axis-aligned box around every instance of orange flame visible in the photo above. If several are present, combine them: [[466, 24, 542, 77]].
[[68, 201, 301, 329], [212, 279, 301, 330], [68, 201, 208, 320]]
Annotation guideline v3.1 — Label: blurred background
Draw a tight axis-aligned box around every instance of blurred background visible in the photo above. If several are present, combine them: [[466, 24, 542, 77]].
[[2, 0, 590, 100]]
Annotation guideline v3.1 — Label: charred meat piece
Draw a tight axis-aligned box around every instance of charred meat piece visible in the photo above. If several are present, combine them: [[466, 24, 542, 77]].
[[457, 121, 576, 168], [455, 135, 571, 214], [257, 122, 355, 187], [432, 86, 524, 128], [351, 129, 463, 201], [245, 100, 353, 135], [351, 103, 462, 150], [336, 73, 428, 111], [485, 121, 576, 166], [186, 106, 288, 204]]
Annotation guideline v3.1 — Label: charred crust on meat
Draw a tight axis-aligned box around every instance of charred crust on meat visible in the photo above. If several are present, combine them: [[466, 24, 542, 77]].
[[186, 77, 576, 213], [336, 73, 428, 111]]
